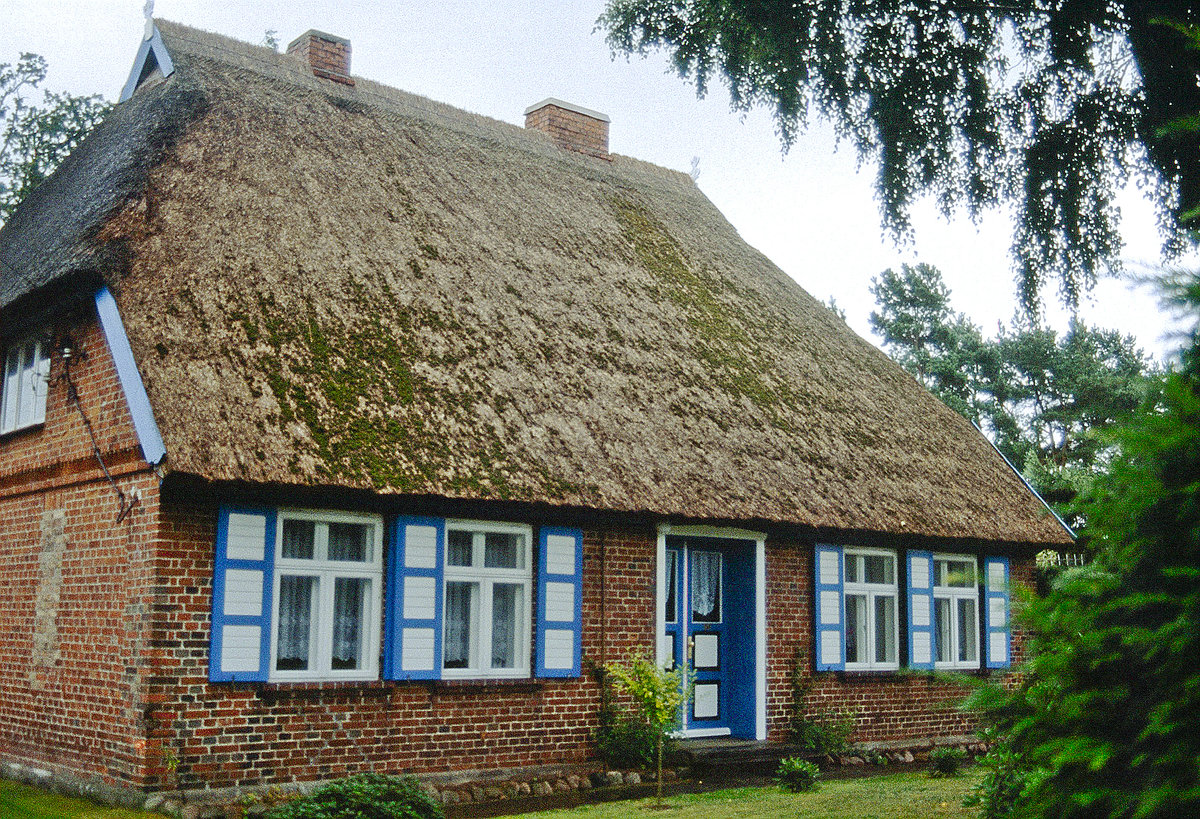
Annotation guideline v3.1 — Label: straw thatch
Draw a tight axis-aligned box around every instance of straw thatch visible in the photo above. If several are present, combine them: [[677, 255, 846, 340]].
[[0, 20, 1071, 546]]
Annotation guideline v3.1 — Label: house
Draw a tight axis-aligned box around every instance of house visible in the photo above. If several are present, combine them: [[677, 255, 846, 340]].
[[0, 19, 1072, 799]]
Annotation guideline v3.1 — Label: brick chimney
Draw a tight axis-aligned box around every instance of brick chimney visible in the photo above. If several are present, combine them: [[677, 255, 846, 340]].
[[287, 30, 354, 87], [524, 99, 610, 160]]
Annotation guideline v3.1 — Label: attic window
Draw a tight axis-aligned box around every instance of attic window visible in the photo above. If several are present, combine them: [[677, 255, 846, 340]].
[[1, 337, 51, 434]]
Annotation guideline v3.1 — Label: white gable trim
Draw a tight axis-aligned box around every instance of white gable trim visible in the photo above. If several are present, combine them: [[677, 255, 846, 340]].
[[94, 287, 166, 465], [120, 24, 175, 102]]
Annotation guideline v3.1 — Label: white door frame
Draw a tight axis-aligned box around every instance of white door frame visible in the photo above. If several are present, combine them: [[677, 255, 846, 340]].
[[656, 523, 767, 740]]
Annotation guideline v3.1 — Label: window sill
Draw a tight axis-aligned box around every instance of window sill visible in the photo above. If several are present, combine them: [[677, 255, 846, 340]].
[[0, 420, 45, 441], [246, 676, 549, 703]]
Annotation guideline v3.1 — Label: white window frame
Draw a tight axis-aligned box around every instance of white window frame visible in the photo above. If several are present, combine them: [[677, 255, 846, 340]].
[[843, 547, 900, 671], [1, 337, 51, 435], [932, 553, 981, 670], [268, 509, 383, 683], [442, 519, 533, 679]]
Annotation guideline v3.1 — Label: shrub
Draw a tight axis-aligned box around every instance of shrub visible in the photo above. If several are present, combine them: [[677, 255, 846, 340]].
[[776, 757, 820, 793], [964, 739, 1046, 819], [264, 773, 443, 819], [594, 706, 660, 768], [929, 746, 968, 777]]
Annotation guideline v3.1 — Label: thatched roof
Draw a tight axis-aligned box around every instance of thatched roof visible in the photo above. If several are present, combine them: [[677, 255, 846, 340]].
[[0, 20, 1071, 546]]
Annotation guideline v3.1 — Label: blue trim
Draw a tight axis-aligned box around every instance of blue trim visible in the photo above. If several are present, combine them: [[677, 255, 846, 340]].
[[119, 25, 175, 102], [906, 551, 936, 670], [813, 543, 845, 671], [94, 287, 166, 465], [384, 516, 445, 680], [984, 557, 1011, 669], [535, 526, 583, 678], [209, 505, 275, 683]]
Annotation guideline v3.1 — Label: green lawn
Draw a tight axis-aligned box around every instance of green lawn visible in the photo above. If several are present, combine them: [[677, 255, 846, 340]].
[[522, 771, 983, 819], [0, 770, 983, 819], [0, 781, 159, 819]]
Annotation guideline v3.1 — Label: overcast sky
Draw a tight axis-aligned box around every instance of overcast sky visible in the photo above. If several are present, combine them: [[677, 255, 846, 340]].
[[4, 0, 1189, 360]]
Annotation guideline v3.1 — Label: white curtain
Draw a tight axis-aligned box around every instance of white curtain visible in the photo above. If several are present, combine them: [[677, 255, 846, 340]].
[[277, 575, 312, 668], [332, 578, 362, 667], [691, 551, 720, 619], [491, 584, 518, 668], [444, 582, 471, 668]]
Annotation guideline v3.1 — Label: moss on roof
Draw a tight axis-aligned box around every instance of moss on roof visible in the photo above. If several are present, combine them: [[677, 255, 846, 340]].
[[0, 20, 1071, 546]]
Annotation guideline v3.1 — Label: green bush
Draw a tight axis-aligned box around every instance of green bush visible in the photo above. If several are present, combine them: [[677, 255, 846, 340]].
[[594, 706, 661, 768], [789, 709, 856, 756], [264, 773, 443, 819], [964, 739, 1046, 819], [929, 746, 967, 778], [776, 757, 820, 793]]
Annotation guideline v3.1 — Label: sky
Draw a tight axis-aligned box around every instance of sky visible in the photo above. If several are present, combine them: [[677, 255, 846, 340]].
[[3, 0, 1189, 361]]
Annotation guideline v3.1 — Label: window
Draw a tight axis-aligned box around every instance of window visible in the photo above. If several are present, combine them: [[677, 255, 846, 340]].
[[934, 555, 979, 669], [270, 510, 383, 681], [843, 548, 898, 670], [442, 520, 532, 678], [1, 338, 50, 434]]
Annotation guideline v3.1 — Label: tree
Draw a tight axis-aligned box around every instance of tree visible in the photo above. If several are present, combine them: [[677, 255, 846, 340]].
[[870, 263, 1153, 523], [599, 1, 1200, 311], [1, 53, 109, 224]]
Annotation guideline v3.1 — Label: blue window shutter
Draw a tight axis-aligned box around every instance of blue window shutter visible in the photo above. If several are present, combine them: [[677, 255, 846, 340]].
[[984, 557, 1011, 669], [535, 527, 583, 678], [813, 543, 845, 671], [906, 551, 935, 670], [210, 506, 275, 682], [384, 516, 445, 680]]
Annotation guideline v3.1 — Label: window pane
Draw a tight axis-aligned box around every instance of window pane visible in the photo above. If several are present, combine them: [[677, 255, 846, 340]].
[[276, 575, 315, 670], [447, 530, 473, 566], [958, 599, 978, 662], [845, 594, 866, 664], [484, 532, 522, 569], [845, 554, 860, 583], [664, 550, 678, 624], [443, 581, 475, 669], [328, 522, 370, 562], [491, 582, 522, 668], [17, 343, 38, 427], [935, 597, 952, 663], [874, 594, 896, 663], [690, 551, 721, 623], [331, 577, 368, 669], [1, 347, 19, 431], [865, 554, 894, 585], [937, 559, 975, 588], [281, 519, 315, 559]]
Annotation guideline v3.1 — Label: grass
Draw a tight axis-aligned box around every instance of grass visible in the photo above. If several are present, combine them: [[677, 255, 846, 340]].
[[0, 781, 159, 819], [521, 770, 983, 819]]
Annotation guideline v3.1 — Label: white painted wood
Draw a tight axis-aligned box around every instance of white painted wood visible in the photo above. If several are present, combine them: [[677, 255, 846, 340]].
[[542, 628, 574, 669], [989, 561, 1007, 588], [755, 538, 767, 741], [226, 513, 267, 561], [545, 535, 576, 575], [989, 596, 1007, 627], [220, 625, 261, 672], [990, 632, 1008, 663], [820, 590, 841, 625], [223, 569, 264, 616], [401, 627, 436, 671], [679, 727, 732, 738], [405, 525, 438, 568], [544, 581, 574, 622], [403, 576, 436, 620], [655, 531, 667, 669], [693, 683, 719, 719], [819, 550, 840, 584], [693, 633, 719, 668], [821, 631, 841, 665], [912, 631, 931, 664], [911, 594, 931, 626], [910, 555, 931, 588]]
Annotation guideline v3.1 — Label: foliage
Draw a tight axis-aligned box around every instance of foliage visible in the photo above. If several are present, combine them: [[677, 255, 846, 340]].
[[594, 699, 660, 768], [928, 747, 967, 778], [787, 646, 855, 755], [964, 731, 1047, 819], [263, 773, 443, 819], [600, 2, 1200, 311], [870, 262, 1154, 524], [1, 52, 109, 223], [604, 649, 689, 805], [775, 757, 820, 793]]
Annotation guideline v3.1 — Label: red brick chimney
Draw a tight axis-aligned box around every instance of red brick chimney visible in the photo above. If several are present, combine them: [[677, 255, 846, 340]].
[[287, 30, 354, 87], [524, 99, 610, 160]]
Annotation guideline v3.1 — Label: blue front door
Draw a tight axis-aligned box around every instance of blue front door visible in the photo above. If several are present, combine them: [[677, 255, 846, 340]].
[[663, 535, 756, 738]]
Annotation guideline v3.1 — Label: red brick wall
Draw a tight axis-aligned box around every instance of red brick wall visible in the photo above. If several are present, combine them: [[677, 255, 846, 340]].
[[764, 536, 1029, 744], [525, 105, 610, 160], [0, 313, 161, 787], [142, 510, 658, 790]]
